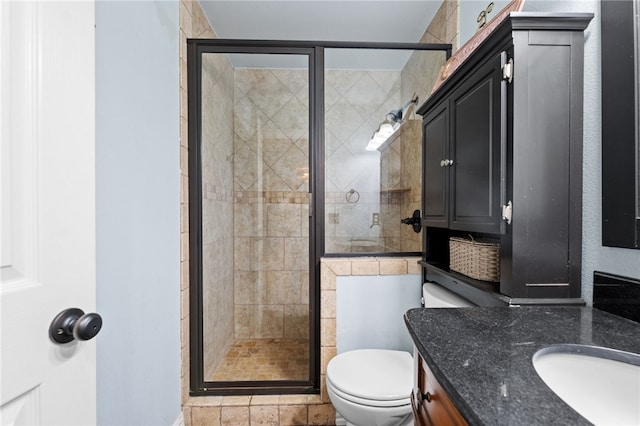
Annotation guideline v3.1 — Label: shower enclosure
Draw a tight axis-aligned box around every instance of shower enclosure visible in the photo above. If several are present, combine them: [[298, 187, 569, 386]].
[[188, 41, 449, 395]]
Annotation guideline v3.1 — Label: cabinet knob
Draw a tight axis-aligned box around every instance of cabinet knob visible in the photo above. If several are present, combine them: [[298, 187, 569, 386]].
[[440, 159, 446, 167], [420, 392, 433, 403]]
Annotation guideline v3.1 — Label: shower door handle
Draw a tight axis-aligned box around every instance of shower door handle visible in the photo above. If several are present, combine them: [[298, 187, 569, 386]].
[[401, 210, 422, 233]]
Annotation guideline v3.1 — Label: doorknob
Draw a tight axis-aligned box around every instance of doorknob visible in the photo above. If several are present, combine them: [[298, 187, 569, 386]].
[[49, 308, 103, 344]]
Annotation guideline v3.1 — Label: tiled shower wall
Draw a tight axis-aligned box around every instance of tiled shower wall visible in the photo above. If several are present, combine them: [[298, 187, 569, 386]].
[[420, 0, 459, 48], [232, 69, 310, 341], [324, 70, 402, 252], [180, 0, 217, 404], [201, 53, 235, 379]]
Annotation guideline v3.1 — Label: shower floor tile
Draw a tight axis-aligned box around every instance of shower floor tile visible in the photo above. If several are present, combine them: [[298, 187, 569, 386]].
[[211, 338, 309, 381]]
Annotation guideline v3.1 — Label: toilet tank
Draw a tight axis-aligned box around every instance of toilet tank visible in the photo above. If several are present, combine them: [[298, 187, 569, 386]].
[[422, 282, 475, 308]]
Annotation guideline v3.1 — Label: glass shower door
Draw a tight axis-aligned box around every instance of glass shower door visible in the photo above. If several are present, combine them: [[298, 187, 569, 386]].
[[195, 50, 312, 389]]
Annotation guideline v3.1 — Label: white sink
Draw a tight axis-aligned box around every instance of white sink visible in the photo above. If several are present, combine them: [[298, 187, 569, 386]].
[[532, 345, 640, 425]]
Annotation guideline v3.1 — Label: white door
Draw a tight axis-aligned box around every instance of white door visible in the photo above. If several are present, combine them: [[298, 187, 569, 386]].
[[1, 2, 97, 425]]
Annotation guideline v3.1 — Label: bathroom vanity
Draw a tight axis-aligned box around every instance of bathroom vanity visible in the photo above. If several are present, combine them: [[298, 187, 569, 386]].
[[412, 351, 467, 426], [405, 306, 640, 425], [417, 13, 593, 305]]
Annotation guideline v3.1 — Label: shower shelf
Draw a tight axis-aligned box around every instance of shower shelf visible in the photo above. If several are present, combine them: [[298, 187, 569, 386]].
[[380, 188, 411, 194]]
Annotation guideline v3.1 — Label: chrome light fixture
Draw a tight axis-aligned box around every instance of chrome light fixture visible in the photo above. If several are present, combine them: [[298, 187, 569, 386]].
[[366, 94, 419, 151]]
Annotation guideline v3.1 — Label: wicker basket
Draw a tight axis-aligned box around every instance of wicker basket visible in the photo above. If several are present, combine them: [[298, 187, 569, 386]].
[[449, 237, 500, 282]]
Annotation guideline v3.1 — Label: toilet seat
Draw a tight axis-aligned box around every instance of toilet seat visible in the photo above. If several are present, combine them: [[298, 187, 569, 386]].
[[326, 375, 411, 408], [326, 349, 413, 405]]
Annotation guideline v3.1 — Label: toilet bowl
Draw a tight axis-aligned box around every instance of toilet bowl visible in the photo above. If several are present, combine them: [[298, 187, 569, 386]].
[[326, 349, 414, 426], [327, 282, 474, 426]]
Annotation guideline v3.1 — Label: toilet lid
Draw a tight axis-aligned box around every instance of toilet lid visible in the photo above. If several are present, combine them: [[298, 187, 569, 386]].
[[326, 349, 413, 401]]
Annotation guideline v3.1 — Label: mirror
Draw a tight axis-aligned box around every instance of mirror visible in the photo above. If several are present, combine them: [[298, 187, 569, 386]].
[[601, 0, 640, 249]]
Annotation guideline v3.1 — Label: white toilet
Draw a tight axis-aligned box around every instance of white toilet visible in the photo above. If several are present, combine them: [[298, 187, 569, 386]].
[[420, 282, 476, 308], [326, 282, 474, 426]]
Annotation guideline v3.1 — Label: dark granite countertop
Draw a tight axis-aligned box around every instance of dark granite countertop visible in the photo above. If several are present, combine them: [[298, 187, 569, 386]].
[[404, 306, 640, 425]]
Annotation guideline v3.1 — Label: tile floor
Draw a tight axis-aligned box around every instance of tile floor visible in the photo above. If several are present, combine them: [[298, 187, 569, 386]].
[[211, 338, 309, 381]]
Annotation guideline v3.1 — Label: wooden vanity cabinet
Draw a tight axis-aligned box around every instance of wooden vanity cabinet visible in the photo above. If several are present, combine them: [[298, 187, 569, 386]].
[[419, 14, 593, 302], [412, 349, 468, 426]]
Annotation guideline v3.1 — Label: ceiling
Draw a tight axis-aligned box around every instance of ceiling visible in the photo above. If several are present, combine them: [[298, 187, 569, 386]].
[[199, 1, 441, 43], [198, 1, 443, 69]]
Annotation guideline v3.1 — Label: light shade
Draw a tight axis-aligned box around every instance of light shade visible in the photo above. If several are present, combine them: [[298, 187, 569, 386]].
[[366, 122, 400, 151], [365, 95, 419, 152]]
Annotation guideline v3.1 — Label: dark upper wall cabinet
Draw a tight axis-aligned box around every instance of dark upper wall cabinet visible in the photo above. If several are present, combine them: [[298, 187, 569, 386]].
[[423, 56, 502, 234], [418, 13, 593, 303], [601, 0, 640, 249]]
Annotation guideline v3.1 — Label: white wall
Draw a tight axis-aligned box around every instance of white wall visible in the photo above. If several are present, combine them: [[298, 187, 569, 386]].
[[520, 0, 640, 303], [96, 1, 181, 425]]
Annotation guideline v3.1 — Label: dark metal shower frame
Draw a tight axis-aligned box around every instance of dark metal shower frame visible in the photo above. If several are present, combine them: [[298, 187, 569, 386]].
[[187, 39, 452, 396]]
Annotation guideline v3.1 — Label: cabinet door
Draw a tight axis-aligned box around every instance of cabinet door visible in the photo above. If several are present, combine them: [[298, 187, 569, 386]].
[[423, 101, 449, 228], [413, 351, 468, 426], [449, 57, 502, 233]]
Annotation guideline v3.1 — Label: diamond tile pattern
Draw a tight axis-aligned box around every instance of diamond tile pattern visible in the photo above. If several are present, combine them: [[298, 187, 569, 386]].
[[234, 69, 309, 193], [245, 72, 293, 119], [324, 70, 402, 253], [324, 70, 401, 192], [233, 68, 310, 343], [323, 64, 439, 254]]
